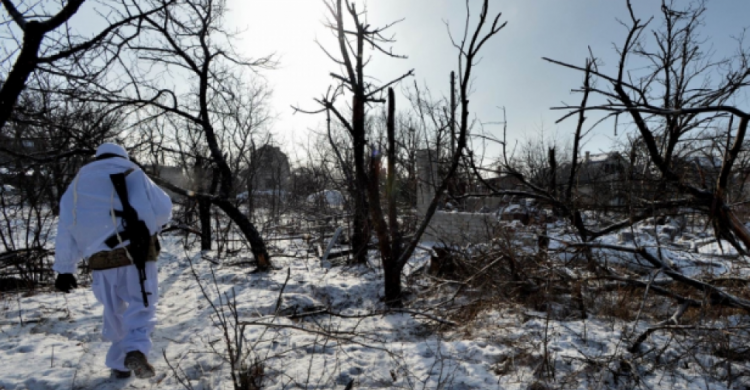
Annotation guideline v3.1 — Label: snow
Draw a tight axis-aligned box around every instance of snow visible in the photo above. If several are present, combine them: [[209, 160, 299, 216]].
[[586, 152, 615, 163], [306, 190, 345, 207], [501, 203, 525, 213], [0, 234, 516, 389], [1, 216, 749, 389], [2, 238, 457, 389], [0, 167, 33, 176]]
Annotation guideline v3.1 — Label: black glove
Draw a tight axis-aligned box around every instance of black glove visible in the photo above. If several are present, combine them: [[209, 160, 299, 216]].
[[55, 274, 78, 293]]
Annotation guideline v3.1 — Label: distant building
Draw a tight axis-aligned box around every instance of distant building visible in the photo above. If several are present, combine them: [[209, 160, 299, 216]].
[[249, 145, 290, 191], [574, 152, 626, 183], [0, 134, 39, 164], [558, 151, 628, 206], [0, 135, 41, 186]]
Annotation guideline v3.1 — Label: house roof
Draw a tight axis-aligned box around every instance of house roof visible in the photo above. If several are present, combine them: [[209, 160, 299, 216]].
[[581, 152, 622, 164]]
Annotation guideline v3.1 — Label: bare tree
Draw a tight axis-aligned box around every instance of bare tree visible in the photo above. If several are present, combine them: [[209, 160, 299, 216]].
[[0, 87, 125, 290], [143, 78, 273, 253], [5, 88, 125, 214], [89, 0, 275, 269], [547, 0, 750, 252], [0, 0, 172, 133], [368, 1, 506, 306], [296, 0, 414, 264], [451, 3, 750, 377]]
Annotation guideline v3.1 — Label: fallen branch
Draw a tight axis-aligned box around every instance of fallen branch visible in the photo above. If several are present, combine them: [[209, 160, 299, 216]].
[[566, 241, 750, 312], [268, 306, 458, 327], [274, 268, 291, 315], [629, 302, 690, 352], [237, 319, 397, 358], [628, 323, 741, 353], [597, 276, 703, 308]]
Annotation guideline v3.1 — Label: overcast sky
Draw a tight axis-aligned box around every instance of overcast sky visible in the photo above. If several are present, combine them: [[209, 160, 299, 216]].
[[224, 0, 750, 163]]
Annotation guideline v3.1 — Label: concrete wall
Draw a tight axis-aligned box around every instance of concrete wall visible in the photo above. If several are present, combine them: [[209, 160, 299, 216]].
[[422, 210, 503, 244], [416, 149, 503, 244]]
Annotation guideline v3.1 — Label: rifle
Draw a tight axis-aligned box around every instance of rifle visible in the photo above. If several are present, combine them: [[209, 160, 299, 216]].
[[110, 171, 152, 307]]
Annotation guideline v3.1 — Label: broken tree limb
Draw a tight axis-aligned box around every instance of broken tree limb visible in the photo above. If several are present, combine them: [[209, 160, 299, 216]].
[[653, 302, 690, 327], [566, 241, 750, 312], [282, 307, 458, 327], [598, 276, 702, 308], [273, 268, 291, 315], [628, 319, 723, 353]]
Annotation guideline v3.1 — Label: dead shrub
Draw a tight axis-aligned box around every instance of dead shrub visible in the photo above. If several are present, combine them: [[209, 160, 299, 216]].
[[422, 227, 588, 321], [238, 359, 264, 390]]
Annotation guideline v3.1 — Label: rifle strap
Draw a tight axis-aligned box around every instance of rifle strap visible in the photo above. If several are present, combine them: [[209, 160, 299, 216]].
[[110, 169, 136, 215], [106, 169, 136, 248]]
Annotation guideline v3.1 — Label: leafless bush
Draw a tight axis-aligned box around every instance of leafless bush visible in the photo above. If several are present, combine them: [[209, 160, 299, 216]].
[[0, 166, 55, 291], [0, 81, 128, 291], [167, 256, 458, 390], [162, 259, 269, 390]]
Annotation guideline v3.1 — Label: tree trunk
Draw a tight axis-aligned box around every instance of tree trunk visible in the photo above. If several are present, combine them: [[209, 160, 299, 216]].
[[196, 160, 216, 251], [199, 198, 211, 250], [149, 175, 272, 270], [368, 150, 399, 304], [548, 147, 557, 199], [383, 262, 402, 307], [214, 199, 270, 270], [386, 88, 402, 266], [0, 24, 43, 132], [382, 89, 403, 306], [246, 178, 254, 220], [365, 88, 404, 306], [351, 94, 369, 264]]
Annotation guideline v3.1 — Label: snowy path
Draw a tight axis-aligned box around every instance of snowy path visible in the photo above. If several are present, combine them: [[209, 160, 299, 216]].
[[2, 231, 747, 389], [0, 238, 203, 390]]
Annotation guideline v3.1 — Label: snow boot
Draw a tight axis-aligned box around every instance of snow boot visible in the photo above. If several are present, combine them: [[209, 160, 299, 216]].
[[111, 369, 131, 379], [124, 351, 155, 379]]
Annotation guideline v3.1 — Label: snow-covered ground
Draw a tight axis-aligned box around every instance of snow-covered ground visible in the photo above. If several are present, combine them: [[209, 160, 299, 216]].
[[4, 236, 488, 390], [1, 217, 750, 389]]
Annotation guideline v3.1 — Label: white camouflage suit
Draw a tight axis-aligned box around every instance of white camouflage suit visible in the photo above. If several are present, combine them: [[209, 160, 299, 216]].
[[53, 143, 172, 372]]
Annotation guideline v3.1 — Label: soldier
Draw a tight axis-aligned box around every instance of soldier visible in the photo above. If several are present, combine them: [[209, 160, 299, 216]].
[[53, 143, 172, 379]]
